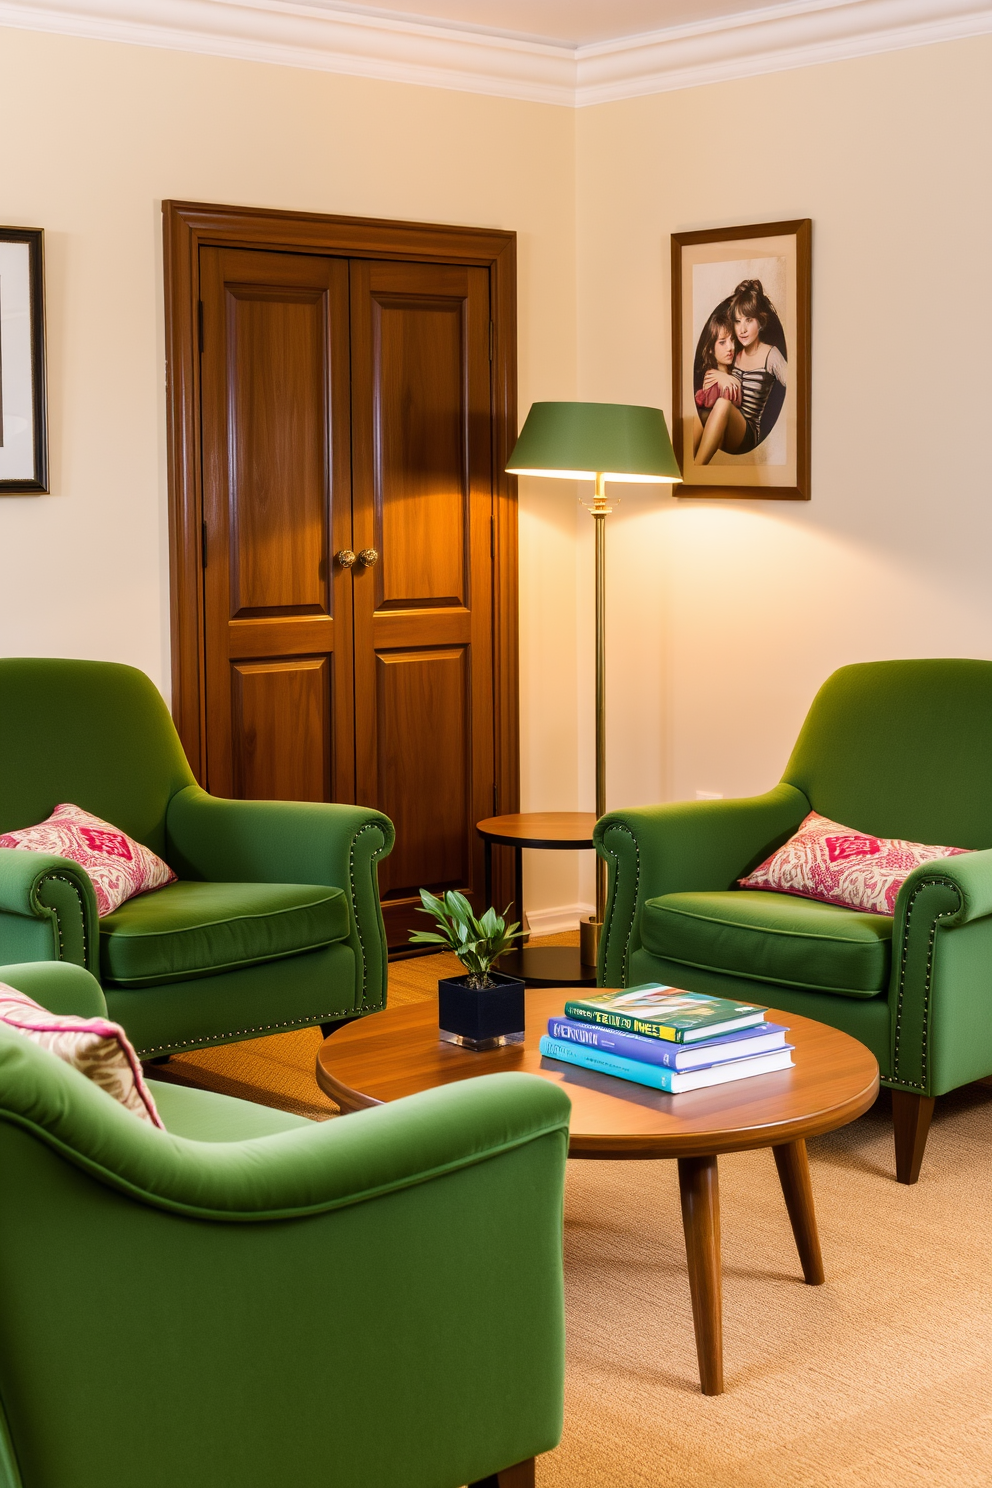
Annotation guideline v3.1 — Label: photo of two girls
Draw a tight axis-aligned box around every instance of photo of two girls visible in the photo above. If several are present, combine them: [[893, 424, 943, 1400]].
[[692, 278, 788, 465]]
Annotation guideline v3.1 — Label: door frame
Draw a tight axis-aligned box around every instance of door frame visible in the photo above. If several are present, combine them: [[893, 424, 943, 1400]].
[[162, 200, 520, 840]]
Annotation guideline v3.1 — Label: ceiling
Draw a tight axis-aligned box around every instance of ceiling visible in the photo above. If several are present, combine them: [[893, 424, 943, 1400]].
[[307, 0, 775, 49]]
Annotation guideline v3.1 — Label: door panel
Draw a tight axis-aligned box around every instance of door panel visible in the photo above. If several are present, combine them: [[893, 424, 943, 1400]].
[[376, 295, 467, 609], [231, 658, 331, 802], [200, 247, 354, 802], [374, 648, 469, 895], [229, 290, 328, 613], [351, 260, 494, 946]]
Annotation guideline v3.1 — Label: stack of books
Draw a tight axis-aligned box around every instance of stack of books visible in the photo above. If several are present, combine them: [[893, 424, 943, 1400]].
[[539, 985, 793, 1093]]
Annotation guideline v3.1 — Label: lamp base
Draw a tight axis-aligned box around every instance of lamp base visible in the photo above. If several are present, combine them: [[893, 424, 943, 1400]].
[[580, 915, 602, 970]]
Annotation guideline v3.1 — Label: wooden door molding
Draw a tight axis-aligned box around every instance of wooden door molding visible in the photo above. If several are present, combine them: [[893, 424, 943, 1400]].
[[163, 200, 520, 841]]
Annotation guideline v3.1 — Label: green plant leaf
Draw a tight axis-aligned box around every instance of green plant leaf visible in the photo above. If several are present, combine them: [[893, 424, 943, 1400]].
[[409, 886, 526, 968], [479, 906, 500, 936]]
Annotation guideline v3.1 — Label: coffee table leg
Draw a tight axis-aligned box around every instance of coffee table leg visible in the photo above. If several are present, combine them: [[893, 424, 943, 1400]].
[[772, 1139, 825, 1285], [677, 1153, 723, 1395]]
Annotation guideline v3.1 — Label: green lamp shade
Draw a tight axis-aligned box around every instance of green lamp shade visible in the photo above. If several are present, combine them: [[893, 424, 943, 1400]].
[[506, 401, 681, 483]]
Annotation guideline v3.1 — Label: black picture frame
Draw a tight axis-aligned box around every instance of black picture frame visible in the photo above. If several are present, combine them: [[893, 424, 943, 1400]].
[[0, 226, 49, 494]]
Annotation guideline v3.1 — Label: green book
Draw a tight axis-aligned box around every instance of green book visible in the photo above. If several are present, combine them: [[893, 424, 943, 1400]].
[[562, 985, 767, 1044]]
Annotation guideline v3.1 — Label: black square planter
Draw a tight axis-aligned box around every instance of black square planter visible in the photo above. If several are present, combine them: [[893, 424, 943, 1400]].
[[438, 971, 526, 1051]]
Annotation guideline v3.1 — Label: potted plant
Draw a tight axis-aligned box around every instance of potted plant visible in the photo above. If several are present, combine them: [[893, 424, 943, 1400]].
[[410, 889, 525, 1050]]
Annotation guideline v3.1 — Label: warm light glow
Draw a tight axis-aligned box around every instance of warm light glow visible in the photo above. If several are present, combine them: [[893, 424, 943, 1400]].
[[508, 467, 679, 483]]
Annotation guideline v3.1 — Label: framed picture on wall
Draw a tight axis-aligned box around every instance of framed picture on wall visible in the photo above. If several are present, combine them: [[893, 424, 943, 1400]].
[[671, 219, 811, 500], [0, 227, 48, 494]]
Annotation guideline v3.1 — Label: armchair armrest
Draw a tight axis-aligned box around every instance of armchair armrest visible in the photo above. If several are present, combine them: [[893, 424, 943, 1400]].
[[0, 960, 107, 1018], [165, 787, 395, 1012], [0, 1052, 569, 1220], [888, 848, 992, 1094], [594, 785, 808, 987], [0, 848, 98, 975], [897, 847, 992, 927]]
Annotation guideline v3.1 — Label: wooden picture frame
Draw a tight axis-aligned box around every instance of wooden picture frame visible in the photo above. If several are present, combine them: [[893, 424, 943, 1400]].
[[672, 219, 811, 500], [0, 227, 48, 494]]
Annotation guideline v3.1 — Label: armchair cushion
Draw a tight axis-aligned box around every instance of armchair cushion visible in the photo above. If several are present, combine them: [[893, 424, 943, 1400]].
[[642, 889, 892, 997], [100, 881, 350, 988], [148, 1080, 314, 1141]]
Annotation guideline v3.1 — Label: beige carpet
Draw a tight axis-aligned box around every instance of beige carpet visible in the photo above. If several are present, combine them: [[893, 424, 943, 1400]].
[[547, 1078, 992, 1488], [152, 935, 992, 1486]]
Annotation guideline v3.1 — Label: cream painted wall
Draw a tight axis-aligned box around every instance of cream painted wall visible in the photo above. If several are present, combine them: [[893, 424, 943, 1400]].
[[0, 24, 580, 915], [574, 37, 992, 905], [4, 26, 991, 923]]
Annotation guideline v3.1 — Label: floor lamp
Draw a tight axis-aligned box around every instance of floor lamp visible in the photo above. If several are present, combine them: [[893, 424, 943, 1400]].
[[506, 401, 681, 962]]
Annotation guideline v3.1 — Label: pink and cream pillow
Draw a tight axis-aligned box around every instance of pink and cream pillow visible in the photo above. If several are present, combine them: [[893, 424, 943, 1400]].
[[0, 984, 163, 1126], [738, 811, 969, 917], [0, 803, 176, 918]]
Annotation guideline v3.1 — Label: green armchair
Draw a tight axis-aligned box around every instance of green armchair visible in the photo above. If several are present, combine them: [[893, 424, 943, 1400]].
[[0, 960, 569, 1488], [0, 659, 394, 1059], [595, 659, 992, 1185]]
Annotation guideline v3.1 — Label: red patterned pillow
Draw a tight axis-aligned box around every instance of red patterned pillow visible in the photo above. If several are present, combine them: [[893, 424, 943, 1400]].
[[0, 984, 163, 1125], [739, 811, 969, 916], [0, 803, 176, 918]]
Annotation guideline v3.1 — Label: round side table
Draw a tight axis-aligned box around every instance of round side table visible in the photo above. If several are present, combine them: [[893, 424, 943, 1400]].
[[475, 812, 598, 988]]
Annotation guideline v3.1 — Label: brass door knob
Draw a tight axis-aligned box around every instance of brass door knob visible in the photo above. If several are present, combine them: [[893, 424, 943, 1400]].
[[336, 549, 357, 569], [357, 548, 379, 568]]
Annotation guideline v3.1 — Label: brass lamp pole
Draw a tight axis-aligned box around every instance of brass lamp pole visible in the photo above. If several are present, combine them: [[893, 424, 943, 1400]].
[[507, 403, 682, 968], [592, 472, 609, 931]]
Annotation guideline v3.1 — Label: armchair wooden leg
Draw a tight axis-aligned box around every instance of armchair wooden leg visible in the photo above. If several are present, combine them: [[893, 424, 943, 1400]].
[[469, 1457, 536, 1488], [892, 1091, 935, 1184]]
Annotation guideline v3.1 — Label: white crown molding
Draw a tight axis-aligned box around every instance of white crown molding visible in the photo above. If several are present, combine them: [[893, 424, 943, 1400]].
[[576, 0, 992, 104], [0, 0, 989, 106], [0, 0, 576, 103]]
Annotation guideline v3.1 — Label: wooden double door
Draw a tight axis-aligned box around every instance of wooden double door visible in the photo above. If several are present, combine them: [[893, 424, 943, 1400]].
[[197, 244, 497, 947]]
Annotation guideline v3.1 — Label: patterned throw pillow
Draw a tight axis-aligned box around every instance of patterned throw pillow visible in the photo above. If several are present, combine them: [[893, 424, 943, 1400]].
[[0, 803, 176, 918], [0, 984, 163, 1126], [738, 811, 969, 916]]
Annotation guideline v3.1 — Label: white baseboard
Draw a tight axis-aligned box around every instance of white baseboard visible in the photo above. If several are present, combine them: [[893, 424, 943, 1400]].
[[525, 903, 595, 937]]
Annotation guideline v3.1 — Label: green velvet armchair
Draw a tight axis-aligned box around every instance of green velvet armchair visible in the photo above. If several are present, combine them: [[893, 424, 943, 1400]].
[[595, 659, 992, 1185], [0, 659, 394, 1059], [0, 960, 568, 1488]]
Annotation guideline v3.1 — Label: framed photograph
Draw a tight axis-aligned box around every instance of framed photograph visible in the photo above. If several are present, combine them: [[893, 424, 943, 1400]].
[[671, 219, 810, 500], [0, 227, 48, 494]]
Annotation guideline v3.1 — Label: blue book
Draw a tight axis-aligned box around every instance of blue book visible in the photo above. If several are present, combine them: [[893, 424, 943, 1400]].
[[546, 1016, 790, 1071], [539, 1035, 794, 1094]]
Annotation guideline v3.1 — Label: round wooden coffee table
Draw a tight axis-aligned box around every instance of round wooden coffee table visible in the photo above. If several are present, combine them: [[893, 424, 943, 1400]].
[[316, 989, 878, 1395]]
